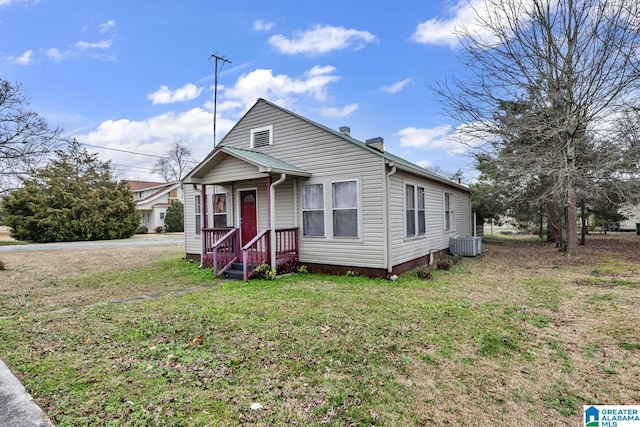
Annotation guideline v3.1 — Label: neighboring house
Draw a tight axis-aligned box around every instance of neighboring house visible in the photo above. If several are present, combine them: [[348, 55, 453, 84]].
[[125, 180, 182, 230], [619, 202, 640, 231], [182, 98, 472, 280]]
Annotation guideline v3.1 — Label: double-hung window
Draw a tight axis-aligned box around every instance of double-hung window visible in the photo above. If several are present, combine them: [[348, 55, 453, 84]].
[[302, 184, 325, 236], [406, 184, 426, 237], [444, 192, 454, 231], [213, 193, 228, 227], [195, 194, 201, 235], [332, 180, 358, 237]]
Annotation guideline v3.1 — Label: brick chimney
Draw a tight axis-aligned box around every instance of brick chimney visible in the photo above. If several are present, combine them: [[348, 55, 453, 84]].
[[339, 126, 351, 136], [365, 137, 384, 152]]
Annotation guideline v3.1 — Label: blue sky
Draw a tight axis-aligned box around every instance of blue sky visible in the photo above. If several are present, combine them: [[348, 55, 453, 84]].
[[1, 0, 481, 182]]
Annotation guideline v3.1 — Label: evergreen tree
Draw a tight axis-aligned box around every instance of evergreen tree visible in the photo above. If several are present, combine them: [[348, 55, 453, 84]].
[[163, 200, 184, 232], [1, 141, 139, 242]]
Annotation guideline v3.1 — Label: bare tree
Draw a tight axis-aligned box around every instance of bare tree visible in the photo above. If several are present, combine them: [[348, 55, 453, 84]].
[[437, 0, 640, 254], [0, 79, 65, 194], [152, 140, 196, 182]]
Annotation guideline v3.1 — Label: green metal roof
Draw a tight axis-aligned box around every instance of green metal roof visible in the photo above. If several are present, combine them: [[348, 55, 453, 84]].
[[221, 146, 311, 177]]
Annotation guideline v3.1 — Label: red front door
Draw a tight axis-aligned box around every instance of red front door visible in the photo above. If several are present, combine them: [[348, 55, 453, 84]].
[[240, 190, 257, 246]]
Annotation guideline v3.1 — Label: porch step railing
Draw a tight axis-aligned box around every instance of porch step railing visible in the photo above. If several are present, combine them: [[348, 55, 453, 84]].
[[242, 229, 270, 281], [204, 227, 299, 281], [209, 228, 240, 277]]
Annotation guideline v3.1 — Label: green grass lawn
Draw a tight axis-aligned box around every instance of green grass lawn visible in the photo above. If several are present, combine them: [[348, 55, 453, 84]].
[[1, 237, 639, 426]]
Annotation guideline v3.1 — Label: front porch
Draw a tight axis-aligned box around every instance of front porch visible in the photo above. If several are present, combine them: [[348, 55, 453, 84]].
[[201, 227, 299, 280]]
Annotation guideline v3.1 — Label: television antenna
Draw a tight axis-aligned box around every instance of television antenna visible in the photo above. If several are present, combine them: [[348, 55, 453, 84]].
[[209, 53, 231, 145]]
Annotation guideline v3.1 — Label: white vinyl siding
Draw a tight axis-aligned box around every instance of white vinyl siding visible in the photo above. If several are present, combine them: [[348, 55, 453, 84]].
[[302, 184, 324, 237], [389, 171, 471, 267]]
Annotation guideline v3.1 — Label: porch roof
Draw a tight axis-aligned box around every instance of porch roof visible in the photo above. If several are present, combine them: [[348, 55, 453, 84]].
[[184, 146, 311, 183]]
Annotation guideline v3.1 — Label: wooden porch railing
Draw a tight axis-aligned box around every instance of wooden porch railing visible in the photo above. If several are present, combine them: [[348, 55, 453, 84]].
[[204, 227, 299, 281], [206, 228, 240, 276], [275, 227, 298, 259], [242, 229, 270, 281]]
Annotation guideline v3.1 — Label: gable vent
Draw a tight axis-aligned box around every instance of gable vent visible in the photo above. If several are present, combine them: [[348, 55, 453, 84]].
[[250, 125, 273, 148], [253, 130, 270, 147]]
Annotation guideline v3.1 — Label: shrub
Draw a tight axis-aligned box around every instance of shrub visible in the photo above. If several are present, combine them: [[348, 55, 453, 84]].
[[437, 259, 451, 270], [0, 259, 5, 271], [136, 225, 148, 234], [155, 226, 164, 233], [1, 141, 139, 242], [297, 265, 308, 273], [253, 263, 276, 280], [345, 270, 360, 277]]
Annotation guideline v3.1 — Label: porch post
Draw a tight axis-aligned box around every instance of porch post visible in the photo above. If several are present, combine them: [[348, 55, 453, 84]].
[[270, 174, 286, 271], [201, 184, 206, 267]]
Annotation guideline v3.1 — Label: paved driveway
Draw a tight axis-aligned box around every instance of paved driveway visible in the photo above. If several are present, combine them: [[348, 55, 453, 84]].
[[0, 232, 184, 252]]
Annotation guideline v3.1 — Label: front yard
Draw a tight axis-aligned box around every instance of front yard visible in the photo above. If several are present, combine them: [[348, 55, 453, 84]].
[[0, 235, 639, 426]]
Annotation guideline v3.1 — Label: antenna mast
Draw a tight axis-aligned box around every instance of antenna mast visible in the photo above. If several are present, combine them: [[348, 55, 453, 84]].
[[210, 53, 231, 146]]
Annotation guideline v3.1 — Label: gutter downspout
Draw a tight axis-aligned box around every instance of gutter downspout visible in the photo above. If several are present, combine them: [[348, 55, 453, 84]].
[[385, 162, 397, 274], [270, 173, 286, 271]]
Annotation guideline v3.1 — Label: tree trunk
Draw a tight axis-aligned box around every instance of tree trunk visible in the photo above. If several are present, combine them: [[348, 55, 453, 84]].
[[565, 154, 578, 255], [580, 200, 587, 245]]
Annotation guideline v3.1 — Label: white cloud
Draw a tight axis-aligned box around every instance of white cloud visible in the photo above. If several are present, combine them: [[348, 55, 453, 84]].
[[0, 0, 38, 6], [321, 103, 359, 118], [75, 39, 112, 50], [269, 24, 377, 56], [10, 49, 33, 65], [253, 19, 275, 31], [415, 159, 433, 169], [99, 20, 116, 34], [395, 124, 458, 153], [219, 65, 341, 113], [148, 83, 204, 105], [396, 123, 486, 155], [47, 47, 71, 62], [76, 107, 228, 180], [411, 0, 490, 48], [381, 78, 411, 94]]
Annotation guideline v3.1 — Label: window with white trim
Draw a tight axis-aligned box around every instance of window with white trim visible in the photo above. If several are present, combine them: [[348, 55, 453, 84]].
[[302, 184, 325, 236], [159, 212, 165, 220], [213, 193, 228, 227], [444, 192, 455, 231], [142, 213, 150, 225], [195, 194, 201, 235], [332, 180, 358, 237], [250, 125, 273, 148], [406, 184, 426, 237]]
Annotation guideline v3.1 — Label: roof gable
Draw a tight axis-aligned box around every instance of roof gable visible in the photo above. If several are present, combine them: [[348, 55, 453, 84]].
[[184, 98, 469, 193]]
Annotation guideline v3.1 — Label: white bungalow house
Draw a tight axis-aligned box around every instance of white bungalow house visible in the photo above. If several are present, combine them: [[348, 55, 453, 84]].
[[125, 180, 182, 231], [182, 99, 472, 280]]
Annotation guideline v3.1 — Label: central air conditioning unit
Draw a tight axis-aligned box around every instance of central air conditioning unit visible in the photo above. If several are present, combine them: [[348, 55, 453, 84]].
[[449, 236, 482, 257]]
